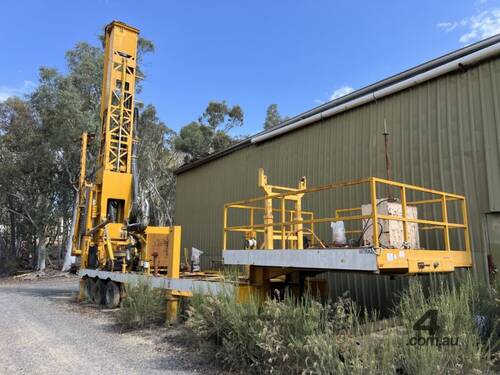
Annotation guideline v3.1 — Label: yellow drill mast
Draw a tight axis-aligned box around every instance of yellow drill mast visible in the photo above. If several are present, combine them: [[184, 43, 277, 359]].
[[72, 21, 181, 278], [97, 20, 137, 227]]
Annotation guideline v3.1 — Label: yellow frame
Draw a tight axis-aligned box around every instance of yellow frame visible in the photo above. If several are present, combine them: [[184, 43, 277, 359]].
[[223, 174, 472, 274]]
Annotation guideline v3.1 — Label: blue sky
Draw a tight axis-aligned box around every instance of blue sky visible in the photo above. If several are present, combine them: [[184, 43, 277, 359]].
[[1, 0, 500, 135]]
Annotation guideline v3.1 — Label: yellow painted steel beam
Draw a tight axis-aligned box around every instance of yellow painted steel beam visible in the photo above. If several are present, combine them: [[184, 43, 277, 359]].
[[222, 206, 227, 250], [461, 199, 472, 261], [401, 186, 408, 243], [225, 176, 373, 207], [335, 207, 362, 216], [372, 177, 465, 200], [377, 249, 472, 273], [370, 178, 380, 248], [441, 196, 451, 251], [224, 213, 372, 231], [408, 197, 461, 205], [376, 214, 466, 228], [225, 203, 314, 217]]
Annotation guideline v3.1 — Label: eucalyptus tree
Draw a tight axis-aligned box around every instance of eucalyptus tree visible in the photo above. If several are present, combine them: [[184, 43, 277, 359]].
[[175, 100, 244, 162], [264, 103, 288, 130]]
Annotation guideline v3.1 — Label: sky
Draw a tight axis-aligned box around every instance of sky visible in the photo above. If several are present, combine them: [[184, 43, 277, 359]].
[[1, 0, 500, 135]]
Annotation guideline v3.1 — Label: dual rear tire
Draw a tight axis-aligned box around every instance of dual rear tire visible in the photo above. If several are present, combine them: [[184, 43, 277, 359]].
[[104, 280, 121, 308], [83, 278, 121, 308]]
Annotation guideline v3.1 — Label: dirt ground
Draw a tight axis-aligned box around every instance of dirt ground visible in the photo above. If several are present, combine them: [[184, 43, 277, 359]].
[[0, 275, 221, 375]]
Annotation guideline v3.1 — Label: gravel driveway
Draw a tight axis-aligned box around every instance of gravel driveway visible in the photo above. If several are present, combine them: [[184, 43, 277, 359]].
[[0, 277, 214, 375]]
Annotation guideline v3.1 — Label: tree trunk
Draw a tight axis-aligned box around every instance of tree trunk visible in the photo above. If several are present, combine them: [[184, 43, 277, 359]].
[[31, 235, 37, 269], [7, 195, 17, 258], [62, 193, 78, 271], [36, 236, 46, 271]]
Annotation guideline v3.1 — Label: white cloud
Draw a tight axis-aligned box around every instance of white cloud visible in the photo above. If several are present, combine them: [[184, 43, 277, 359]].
[[437, 8, 500, 44], [0, 80, 36, 102], [459, 9, 500, 43], [329, 85, 354, 100], [315, 85, 355, 105], [437, 21, 459, 32]]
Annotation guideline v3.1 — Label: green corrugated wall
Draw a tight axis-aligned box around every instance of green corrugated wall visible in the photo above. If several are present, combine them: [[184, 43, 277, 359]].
[[175, 56, 500, 311]]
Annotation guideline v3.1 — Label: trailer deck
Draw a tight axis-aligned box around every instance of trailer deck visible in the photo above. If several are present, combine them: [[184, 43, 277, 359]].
[[223, 248, 379, 272]]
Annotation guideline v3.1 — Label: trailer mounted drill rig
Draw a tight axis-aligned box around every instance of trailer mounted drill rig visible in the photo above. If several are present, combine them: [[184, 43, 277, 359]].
[[73, 21, 473, 323], [71, 21, 183, 314]]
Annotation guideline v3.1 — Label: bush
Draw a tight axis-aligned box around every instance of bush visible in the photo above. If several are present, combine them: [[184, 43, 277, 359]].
[[117, 281, 166, 329], [0, 256, 21, 276], [396, 275, 499, 374], [186, 289, 396, 374], [186, 275, 499, 374]]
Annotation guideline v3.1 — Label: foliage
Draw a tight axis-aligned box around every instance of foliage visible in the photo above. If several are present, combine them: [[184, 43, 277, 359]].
[[117, 281, 166, 329], [0, 96, 61, 269], [137, 105, 178, 225], [395, 275, 499, 374], [186, 289, 394, 374], [263, 103, 287, 130], [0, 29, 176, 271], [174, 100, 244, 162], [186, 276, 499, 374]]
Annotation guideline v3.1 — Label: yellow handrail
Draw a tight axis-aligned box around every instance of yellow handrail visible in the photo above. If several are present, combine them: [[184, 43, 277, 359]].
[[223, 176, 471, 260]]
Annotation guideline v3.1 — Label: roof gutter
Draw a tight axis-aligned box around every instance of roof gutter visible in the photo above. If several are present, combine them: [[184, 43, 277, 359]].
[[175, 34, 500, 175], [252, 38, 500, 144], [174, 138, 251, 174]]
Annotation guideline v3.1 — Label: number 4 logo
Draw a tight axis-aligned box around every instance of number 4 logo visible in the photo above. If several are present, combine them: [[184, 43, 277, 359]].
[[413, 309, 440, 336]]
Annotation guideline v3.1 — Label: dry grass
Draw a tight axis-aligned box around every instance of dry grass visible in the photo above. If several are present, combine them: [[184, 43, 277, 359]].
[[186, 274, 499, 374], [117, 281, 166, 329]]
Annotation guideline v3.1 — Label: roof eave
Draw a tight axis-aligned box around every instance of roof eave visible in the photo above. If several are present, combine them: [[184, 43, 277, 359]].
[[174, 33, 500, 175]]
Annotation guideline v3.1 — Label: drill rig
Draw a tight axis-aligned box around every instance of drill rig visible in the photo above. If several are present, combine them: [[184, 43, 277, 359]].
[[71, 21, 180, 281], [73, 21, 473, 321]]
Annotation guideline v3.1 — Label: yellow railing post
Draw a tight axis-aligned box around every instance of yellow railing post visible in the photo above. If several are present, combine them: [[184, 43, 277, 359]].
[[223, 206, 228, 251], [461, 198, 471, 257], [264, 196, 274, 249], [401, 186, 408, 244], [310, 213, 315, 247], [296, 196, 304, 250], [441, 195, 450, 251], [370, 178, 380, 248], [280, 197, 286, 249]]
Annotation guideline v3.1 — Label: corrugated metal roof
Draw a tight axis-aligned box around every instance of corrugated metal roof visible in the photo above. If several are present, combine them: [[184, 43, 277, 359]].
[[175, 33, 500, 175]]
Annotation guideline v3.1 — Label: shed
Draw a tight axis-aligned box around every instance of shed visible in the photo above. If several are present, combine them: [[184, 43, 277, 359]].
[[174, 35, 500, 310]]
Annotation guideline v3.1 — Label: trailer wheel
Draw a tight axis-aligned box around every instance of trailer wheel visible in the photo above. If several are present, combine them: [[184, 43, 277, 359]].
[[91, 278, 106, 305], [104, 281, 121, 308], [84, 278, 95, 301]]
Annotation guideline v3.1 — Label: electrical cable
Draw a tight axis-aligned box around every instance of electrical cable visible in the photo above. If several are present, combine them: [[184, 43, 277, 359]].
[[356, 198, 393, 246]]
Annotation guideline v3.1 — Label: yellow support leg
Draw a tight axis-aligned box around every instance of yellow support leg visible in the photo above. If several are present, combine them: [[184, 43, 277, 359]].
[[165, 291, 179, 325], [78, 278, 87, 302]]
